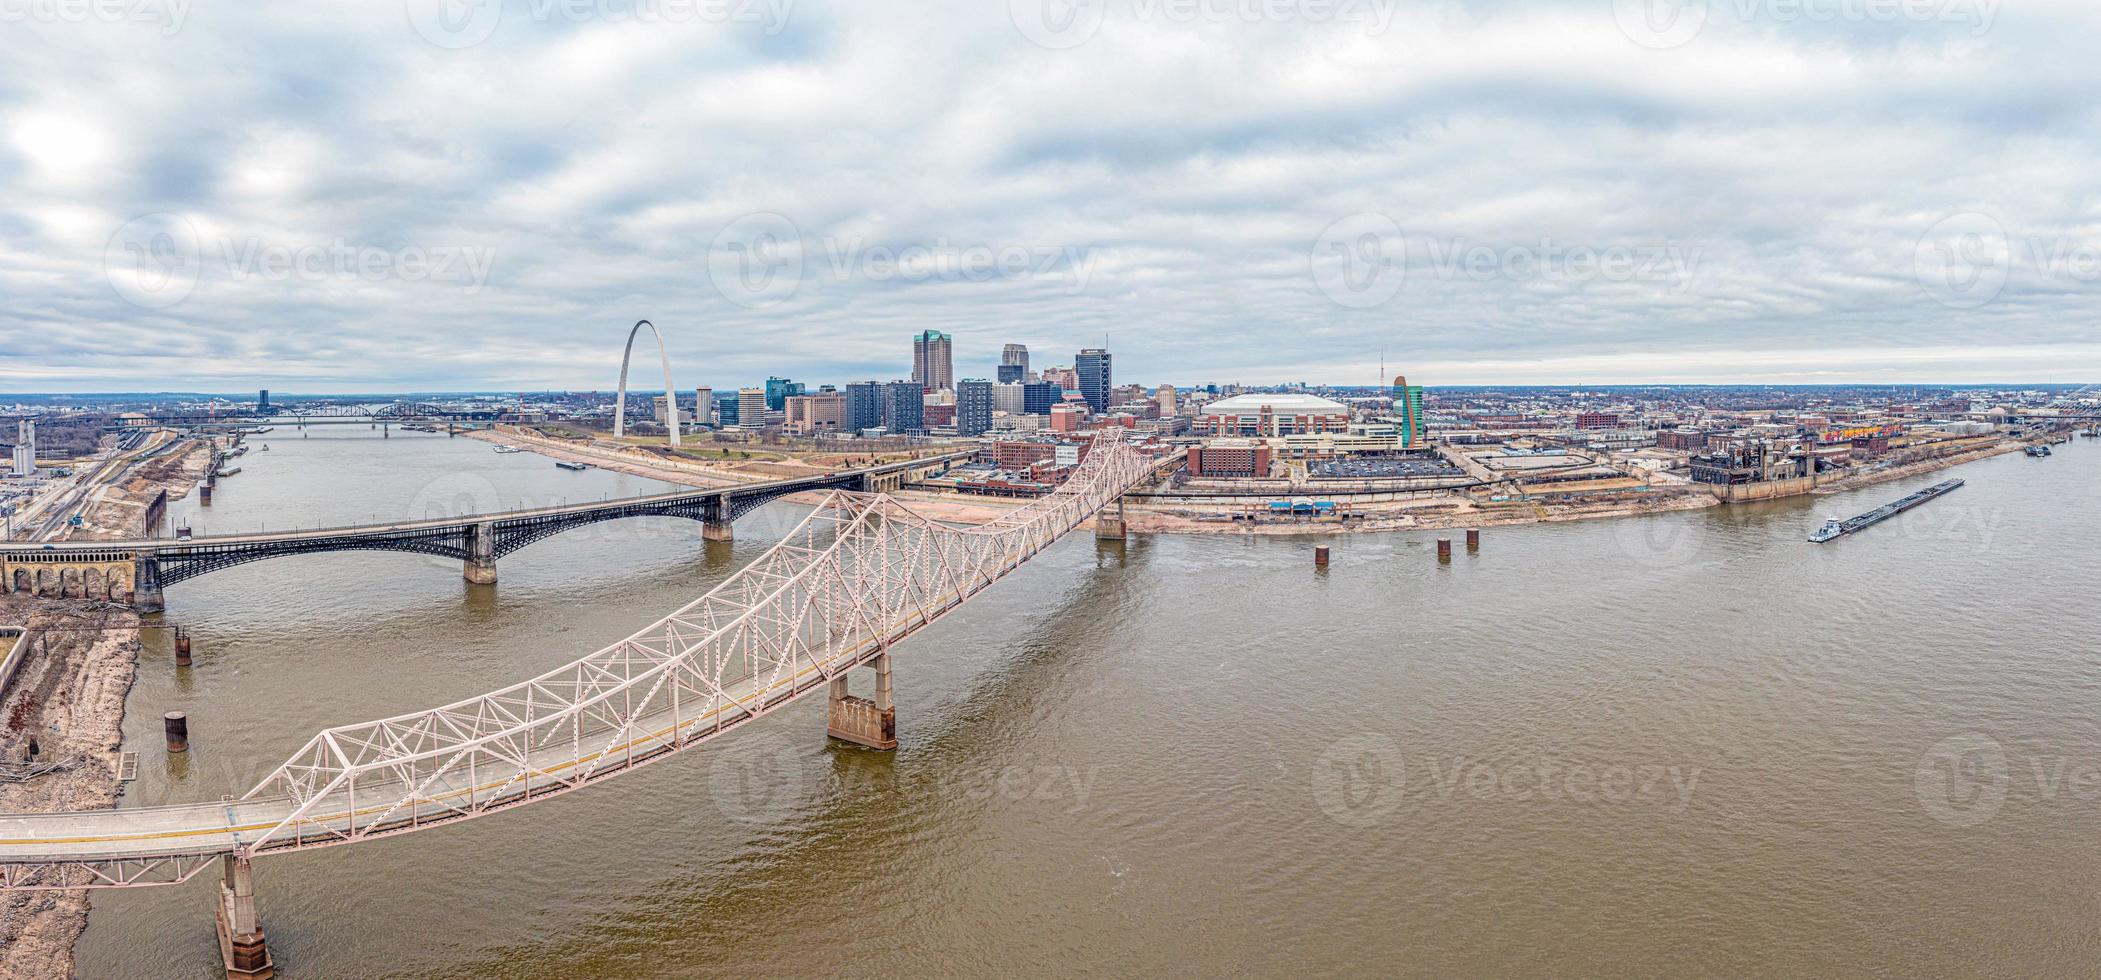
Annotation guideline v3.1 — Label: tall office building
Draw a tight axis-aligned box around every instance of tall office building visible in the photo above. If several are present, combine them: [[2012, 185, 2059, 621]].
[[1022, 381, 1064, 415], [785, 392, 846, 433], [882, 380, 925, 434], [956, 379, 994, 437], [846, 381, 884, 433], [717, 393, 740, 427], [1076, 349, 1112, 414], [258, 389, 272, 413], [999, 344, 1029, 384], [1156, 384, 1177, 416], [10, 420, 35, 478], [765, 377, 802, 411], [912, 331, 954, 392], [994, 382, 1026, 416], [1391, 375, 1427, 447], [693, 388, 713, 427], [738, 388, 768, 428]]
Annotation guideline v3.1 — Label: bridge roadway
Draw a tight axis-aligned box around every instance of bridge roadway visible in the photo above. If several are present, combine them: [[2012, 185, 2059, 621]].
[[0, 616, 890, 869]]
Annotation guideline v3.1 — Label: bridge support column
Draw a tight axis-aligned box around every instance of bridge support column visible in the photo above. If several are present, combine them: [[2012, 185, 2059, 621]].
[[1095, 497, 1127, 540], [464, 522, 498, 585], [826, 653, 897, 750], [133, 558, 165, 613], [701, 495, 733, 542], [214, 854, 273, 979]]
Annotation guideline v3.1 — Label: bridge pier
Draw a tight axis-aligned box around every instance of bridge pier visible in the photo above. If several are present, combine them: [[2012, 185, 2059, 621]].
[[214, 854, 274, 979], [701, 494, 734, 542], [826, 652, 897, 750], [134, 559, 165, 613], [1094, 497, 1128, 540], [464, 522, 498, 585]]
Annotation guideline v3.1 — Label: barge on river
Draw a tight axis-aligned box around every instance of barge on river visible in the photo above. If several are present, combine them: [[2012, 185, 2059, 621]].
[[1809, 479, 1964, 543]]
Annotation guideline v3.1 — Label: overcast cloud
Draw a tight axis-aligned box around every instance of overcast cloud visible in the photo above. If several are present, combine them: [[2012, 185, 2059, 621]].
[[2, 0, 2097, 392]]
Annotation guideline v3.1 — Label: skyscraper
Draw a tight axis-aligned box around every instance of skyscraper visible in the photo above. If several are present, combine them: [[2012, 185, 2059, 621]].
[[846, 381, 883, 433], [882, 380, 925, 434], [765, 377, 802, 411], [994, 382, 1026, 416], [956, 379, 994, 437], [1156, 384, 1177, 416], [1391, 375, 1427, 447], [738, 388, 768, 427], [999, 344, 1029, 384], [1022, 381, 1063, 415], [912, 330, 954, 392], [693, 388, 713, 426], [1076, 349, 1112, 414], [258, 389, 272, 413]]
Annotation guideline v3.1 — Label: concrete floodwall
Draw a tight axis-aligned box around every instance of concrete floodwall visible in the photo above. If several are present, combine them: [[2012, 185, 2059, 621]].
[[1710, 475, 1818, 503]]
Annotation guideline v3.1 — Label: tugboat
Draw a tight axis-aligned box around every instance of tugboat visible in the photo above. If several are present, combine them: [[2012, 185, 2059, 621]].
[[493, 445, 523, 454], [1808, 518, 1845, 543], [2026, 444, 2052, 457]]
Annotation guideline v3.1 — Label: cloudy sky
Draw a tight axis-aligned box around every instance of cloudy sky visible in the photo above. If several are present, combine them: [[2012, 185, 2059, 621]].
[[3, 0, 2097, 392]]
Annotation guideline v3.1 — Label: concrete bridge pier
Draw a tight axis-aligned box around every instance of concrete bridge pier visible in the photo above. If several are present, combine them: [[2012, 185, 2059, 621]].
[[134, 558, 165, 613], [1095, 497, 1128, 541], [826, 652, 897, 750], [464, 522, 498, 585], [700, 494, 734, 542], [214, 854, 274, 978]]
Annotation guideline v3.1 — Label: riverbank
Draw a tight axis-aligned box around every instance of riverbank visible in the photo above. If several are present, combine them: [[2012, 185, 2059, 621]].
[[1814, 438, 2027, 494], [0, 436, 212, 978]]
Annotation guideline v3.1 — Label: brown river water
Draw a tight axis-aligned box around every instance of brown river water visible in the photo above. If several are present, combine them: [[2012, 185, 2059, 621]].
[[71, 427, 2101, 977]]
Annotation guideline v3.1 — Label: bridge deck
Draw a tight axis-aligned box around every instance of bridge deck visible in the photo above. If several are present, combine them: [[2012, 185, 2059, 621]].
[[0, 625, 906, 865]]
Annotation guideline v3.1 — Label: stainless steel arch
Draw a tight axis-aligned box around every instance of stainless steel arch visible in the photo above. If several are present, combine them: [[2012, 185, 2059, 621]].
[[613, 319, 681, 447]]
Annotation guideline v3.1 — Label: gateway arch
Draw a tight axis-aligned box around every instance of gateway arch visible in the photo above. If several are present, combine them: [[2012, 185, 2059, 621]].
[[614, 319, 681, 447]]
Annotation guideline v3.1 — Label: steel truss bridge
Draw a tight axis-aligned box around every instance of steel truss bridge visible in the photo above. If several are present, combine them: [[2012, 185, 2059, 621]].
[[0, 435, 1151, 979], [0, 454, 969, 608]]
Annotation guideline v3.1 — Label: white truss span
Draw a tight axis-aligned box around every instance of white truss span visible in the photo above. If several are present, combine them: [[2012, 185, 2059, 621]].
[[0, 436, 1152, 890]]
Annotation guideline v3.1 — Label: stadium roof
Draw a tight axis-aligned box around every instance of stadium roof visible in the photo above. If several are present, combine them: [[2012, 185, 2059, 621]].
[[1202, 393, 1349, 415]]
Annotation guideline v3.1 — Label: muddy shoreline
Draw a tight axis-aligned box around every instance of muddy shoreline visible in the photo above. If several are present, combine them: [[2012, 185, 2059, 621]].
[[0, 436, 213, 980]]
